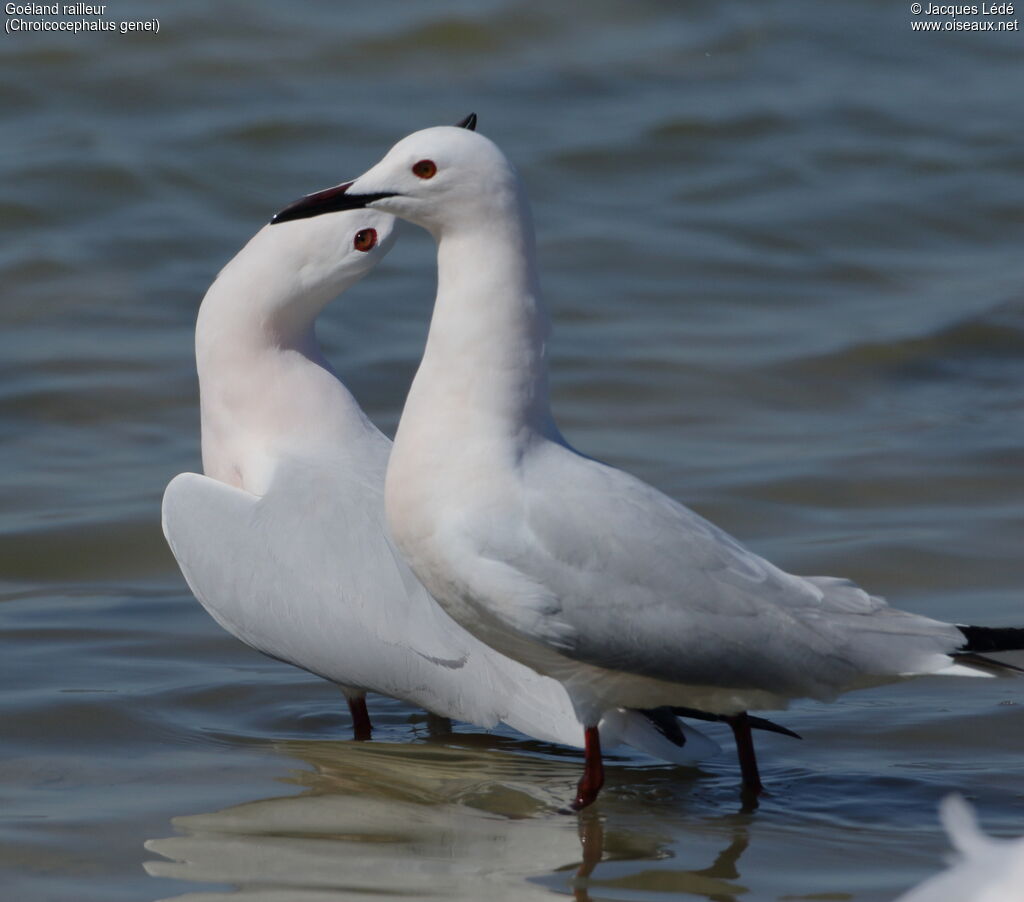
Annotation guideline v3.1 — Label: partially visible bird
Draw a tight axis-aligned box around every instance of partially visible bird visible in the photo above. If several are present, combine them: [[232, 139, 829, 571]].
[[893, 795, 1024, 902]]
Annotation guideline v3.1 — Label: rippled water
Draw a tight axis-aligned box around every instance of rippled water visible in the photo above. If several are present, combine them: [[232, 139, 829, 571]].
[[3, 2, 1024, 900]]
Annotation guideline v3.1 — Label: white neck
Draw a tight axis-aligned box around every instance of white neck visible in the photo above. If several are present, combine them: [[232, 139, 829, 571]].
[[195, 230, 375, 493], [397, 205, 558, 447]]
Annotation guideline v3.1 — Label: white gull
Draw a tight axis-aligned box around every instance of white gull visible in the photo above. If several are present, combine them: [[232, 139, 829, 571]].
[[272, 116, 1024, 809]]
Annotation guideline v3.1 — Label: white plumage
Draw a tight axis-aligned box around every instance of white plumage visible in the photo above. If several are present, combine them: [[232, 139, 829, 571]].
[[162, 205, 719, 764], [894, 796, 1024, 902], [284, 121, 1018, 806]]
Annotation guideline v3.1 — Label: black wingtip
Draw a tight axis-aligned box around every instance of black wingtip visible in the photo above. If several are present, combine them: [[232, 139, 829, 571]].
[[456, 113, 477, 131], [958, 624, 1024, 654], [637, 707, 687, 747], [746, 715, 802, 740], [953, 651, 1024, 675], [667, 707, 801, 740]]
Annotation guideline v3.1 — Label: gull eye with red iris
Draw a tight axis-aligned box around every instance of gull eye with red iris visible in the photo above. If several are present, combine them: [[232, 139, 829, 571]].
[[353, 228, 377, 252], [412, 159, 437, 179]]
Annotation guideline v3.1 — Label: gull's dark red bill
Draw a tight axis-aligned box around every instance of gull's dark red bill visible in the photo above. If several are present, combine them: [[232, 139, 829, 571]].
[[271, 182, 396, 225]]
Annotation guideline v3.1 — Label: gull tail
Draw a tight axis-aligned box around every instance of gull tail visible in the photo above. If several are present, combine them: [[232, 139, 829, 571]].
[[953, 625, 1024, 675]]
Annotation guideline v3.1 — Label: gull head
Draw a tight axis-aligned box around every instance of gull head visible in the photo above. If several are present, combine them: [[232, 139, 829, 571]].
[[245, 206, 398, 315], [270, 115, 526, 237], [204, 207, 399, 342]]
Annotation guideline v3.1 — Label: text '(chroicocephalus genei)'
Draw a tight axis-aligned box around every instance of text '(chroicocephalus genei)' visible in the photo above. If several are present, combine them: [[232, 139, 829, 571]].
[[162, 201, 728, 766], [270, 116, 1023, 810], [893, 795, 1024, 902]]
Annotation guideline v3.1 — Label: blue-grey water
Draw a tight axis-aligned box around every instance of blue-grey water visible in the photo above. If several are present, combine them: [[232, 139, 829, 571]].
[[3, 2, 1023, 900]]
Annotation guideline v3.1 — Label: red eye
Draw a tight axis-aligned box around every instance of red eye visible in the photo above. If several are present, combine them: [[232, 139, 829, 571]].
[[412, 159, 437, 179], [353, 228, 377, 252]]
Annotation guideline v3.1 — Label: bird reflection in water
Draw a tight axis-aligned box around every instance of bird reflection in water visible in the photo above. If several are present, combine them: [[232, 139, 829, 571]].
[[144, 735, 757, 902], [568, 808, 751, 902]]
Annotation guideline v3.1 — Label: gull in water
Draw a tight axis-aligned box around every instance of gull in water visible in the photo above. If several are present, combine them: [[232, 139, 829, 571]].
[[893, 795, 1024, 902], [270, 114, 1024, 810], [161, 201, 727, 765]]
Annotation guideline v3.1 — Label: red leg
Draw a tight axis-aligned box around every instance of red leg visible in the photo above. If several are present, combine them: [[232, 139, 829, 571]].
[[347, 695, 373, 742], [571, 725, 605, 811], [724, 712, 764, 796]]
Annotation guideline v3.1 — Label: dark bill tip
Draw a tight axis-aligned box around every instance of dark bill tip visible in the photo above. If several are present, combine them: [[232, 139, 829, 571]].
[[270, 182, 396, 225], [456, 112, 477, 131]]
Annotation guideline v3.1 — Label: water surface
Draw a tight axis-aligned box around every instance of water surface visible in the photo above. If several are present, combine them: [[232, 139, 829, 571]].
[[2, 2, 1024, 900]]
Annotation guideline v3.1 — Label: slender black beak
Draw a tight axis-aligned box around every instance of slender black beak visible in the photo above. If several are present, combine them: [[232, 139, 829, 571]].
[[270, 181, 397, 225]]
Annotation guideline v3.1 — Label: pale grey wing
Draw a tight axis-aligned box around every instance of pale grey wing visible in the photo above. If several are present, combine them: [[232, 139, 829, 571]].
[[501, 442, 963, 700], [161, 467, 517, 724], [162, 469, 724, 759], [162, 472, 284, 660]]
